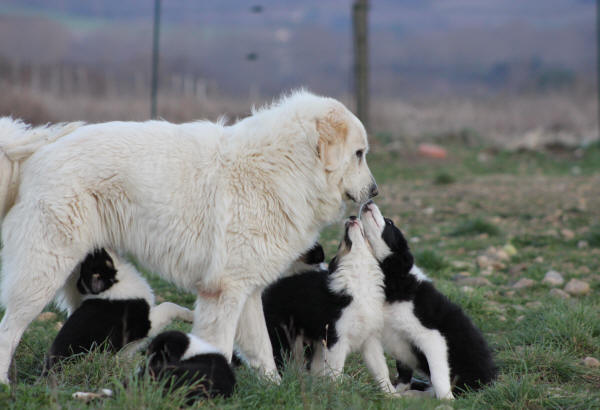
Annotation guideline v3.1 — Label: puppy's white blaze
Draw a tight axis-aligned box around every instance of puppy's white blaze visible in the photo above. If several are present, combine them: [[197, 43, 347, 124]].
[[181, 333, 223, 360], [359, 202, 390, 261], [410, 265, 430, 282]]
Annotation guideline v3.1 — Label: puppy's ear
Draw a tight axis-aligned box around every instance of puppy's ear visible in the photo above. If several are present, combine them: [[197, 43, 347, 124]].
[[316, 108, 348, 171]]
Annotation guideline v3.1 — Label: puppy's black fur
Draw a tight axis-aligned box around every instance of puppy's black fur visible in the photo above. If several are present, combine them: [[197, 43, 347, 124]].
[[262, 268, 352, 369], [45, 249, 151, 371], [299, 242, 325, 266], [380, 218, 498, 394], [145, 331, 235, 401]]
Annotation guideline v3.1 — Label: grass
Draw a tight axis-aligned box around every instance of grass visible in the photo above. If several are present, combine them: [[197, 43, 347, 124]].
[[1, 141, 600, 408], [450, 218, 501, 237]]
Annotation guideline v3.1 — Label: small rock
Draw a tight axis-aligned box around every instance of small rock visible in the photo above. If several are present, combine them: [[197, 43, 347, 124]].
[[513, 278, 536, 289], [564, 279, 591, 296], [561, 229, 575, 240], [460, 286, 474, 293], [54, 321, 64, 331], [504, 290, 516, 297], [582, 357, 600, 368], [423, 207, 435, 216], [542, 270, 564, 286], [457, 277, 492, 287], [515, 315, 525, 323], [481, 267, 494, 276], [452, 272, 471, 281], [503, 243, 518, 256], [498, 315, 506, 322], [577, 240, 589, 249], [549, 288, 570, 299], [525, 301, 543, 309], [579, 266, 591, 275], [36, 312, 57, 322], [477, 255, 492, 269], [410, 237, 421, 243], [509, 263, 528, 276], [478, 233, 489, 240], [451, 260, 471, 269], [512, 304, 525, 312], [495, 249, 510, 261], [534, 256, 544, 263]]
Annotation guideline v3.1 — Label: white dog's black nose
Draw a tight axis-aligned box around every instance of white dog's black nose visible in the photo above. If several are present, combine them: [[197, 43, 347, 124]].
[[369, 184, 379, 198]]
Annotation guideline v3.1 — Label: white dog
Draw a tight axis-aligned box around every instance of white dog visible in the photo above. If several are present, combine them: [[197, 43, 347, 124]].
[[0, 90, 377, 384]]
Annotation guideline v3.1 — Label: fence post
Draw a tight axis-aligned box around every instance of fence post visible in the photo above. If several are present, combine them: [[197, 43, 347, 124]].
[[353, 0, 370, 132], [150, 0, 161, 119]]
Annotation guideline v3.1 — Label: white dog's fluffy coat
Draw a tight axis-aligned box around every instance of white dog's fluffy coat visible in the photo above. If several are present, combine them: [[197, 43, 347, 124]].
[[0, 91, 376, 383]]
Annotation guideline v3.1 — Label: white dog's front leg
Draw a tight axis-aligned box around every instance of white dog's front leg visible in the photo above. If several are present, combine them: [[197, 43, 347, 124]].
[[361, 336, 396, 394], [234, 288, 280, 381], [148, 302, 194, 337], [191, 284, 248, 362]]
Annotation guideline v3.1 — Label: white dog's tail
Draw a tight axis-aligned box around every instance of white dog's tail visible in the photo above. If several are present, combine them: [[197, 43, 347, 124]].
[[0, 117, 84, 218]]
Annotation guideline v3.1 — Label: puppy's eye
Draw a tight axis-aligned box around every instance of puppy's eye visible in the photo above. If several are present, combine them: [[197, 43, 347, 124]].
[[356, 150, 363, 160]]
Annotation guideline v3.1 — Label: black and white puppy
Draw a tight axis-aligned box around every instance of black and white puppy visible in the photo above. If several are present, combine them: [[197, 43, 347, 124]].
[[263, 217, 396, 393], [145, 330, 235, 401], [45, 248, 193, 371], [360, 201, 498, 399], [283, 242, 327, 277], [232, 242, 327, 368]]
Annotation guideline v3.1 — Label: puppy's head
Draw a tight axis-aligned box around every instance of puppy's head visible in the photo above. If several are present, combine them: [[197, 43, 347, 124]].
[[300, 242, 325, 266], [329, 216, 368, 272], [360, 201, 414, 274], [284, 242, 327, 276], [146, 331, 223, 374], [77, 248, 118, 295], [316, 102, 378, 204]]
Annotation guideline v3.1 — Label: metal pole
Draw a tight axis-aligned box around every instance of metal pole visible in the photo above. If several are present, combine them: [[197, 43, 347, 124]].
[[150, 0, 161, 119], [597, 0, 600, 138], [353, 0, 369, 132]]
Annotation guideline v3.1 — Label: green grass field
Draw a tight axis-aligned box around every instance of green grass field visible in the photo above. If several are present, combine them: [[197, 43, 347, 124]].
[[1, 141, 599, 409]]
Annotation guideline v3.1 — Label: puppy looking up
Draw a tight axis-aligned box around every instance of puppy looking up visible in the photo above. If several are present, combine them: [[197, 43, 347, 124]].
[[46, 249, 193, 371], [263, 217, 395, 393], [360, 201, 498, 399], [145, 330, 235, 401]]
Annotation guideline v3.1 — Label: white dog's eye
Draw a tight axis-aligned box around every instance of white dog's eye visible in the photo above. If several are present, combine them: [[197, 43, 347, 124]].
[[356, 150, 363, 160]]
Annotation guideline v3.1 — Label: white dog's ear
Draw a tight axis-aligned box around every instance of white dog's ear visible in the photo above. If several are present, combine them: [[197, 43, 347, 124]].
[[316, 108, 348, 171]]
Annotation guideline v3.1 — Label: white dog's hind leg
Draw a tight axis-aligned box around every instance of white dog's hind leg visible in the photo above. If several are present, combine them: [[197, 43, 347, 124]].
[[191, 284, 248, 363], [0, 250, 81, 384], [234, 288, 279, 381], [361, 336, 396, 394], [148, 302, 194, 337]]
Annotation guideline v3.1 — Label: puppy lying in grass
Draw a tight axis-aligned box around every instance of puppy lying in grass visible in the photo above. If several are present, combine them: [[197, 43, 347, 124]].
[[360, 201, 498, 399], [263, 217, 396, 393], [144, 330, 235, 401], [45, 248, 193, 371]]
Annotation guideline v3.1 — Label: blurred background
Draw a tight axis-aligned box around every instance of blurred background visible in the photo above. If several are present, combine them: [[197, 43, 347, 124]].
[[0, 0, 596, 149]]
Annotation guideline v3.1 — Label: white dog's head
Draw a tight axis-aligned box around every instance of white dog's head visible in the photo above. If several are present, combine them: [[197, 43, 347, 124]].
[[315, 102, 378, 204]]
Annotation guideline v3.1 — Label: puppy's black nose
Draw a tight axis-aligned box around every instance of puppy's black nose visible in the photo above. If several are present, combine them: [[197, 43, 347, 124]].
[[369, 184, 379, 198], [349, 215, 358, 221]]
